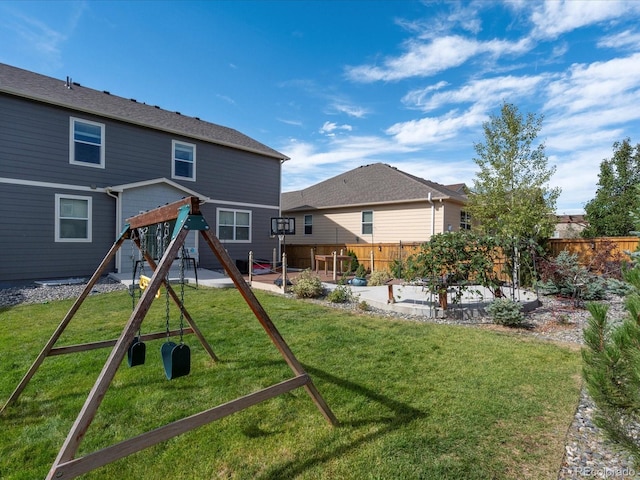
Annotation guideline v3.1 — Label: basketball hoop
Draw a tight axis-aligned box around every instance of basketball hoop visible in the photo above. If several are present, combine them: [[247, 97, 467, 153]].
[[271, 217, 295, 236]]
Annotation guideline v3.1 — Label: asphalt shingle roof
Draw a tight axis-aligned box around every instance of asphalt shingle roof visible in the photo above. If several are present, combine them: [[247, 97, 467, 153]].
[[282, 163, 467, 211], [0, 62, 287, 160]]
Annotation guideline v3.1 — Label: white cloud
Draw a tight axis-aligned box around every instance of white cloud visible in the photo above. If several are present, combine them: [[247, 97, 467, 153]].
[[331, 102, 370, 118], [598, 29, 640, 49], [0, 2, 86, 69], [544, 53, 640, 115], [403, 75, 546, 112], [319, 121, 353, 135], [386, 105, 486, 146], [346, 35, 531, 83], [530, 0, 640, 39]]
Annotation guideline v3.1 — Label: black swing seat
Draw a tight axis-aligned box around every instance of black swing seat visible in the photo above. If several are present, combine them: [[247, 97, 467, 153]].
[[161, 341, 191, 380], [127, 337, 146, 367]]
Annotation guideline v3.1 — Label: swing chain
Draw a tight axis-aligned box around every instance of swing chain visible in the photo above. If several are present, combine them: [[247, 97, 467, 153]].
[[179, 244, 186, 344]]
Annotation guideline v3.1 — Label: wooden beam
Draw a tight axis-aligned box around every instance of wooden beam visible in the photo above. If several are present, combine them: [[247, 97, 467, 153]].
[[200, 229, 339, 426], [1, 231, 128, 413], [48, 329, 195, 356], [49, 228, 189, 470], [125, 196, 200, 229], [47, 375, 310, 480]]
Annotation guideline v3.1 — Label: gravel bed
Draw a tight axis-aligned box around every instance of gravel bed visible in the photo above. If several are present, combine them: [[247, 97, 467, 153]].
[[1, 280, 638, 477]]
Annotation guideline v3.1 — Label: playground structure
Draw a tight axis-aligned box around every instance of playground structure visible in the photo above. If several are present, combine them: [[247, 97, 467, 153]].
[[1, 196, 337, 480]]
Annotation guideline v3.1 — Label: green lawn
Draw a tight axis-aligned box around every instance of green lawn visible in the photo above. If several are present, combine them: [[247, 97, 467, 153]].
[[0, 287, 581, 479]]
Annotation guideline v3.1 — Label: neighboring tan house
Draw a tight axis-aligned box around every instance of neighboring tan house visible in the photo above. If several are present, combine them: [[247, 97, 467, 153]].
[[0, 63, 288, 282], [281, 163, 469, 245], [553, 214, 588, 239]]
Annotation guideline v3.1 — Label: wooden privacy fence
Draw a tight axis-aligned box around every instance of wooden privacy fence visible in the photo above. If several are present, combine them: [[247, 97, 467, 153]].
[[283, 242, 422, 273], [282, 237, 639, 275], [546, 236, 639, 266]]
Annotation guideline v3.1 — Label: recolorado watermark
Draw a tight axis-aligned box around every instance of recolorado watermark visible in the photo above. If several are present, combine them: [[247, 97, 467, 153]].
[[561, 466, 638, 478]]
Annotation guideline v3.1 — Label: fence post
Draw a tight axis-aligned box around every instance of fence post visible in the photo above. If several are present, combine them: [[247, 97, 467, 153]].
[[310, 248, 315, 271], [370, 250, 374, 272], [248, 251, 253, 282], [272, 248, 277, 271], [282, 252, 287, 291], [332, 251, 337, 281]]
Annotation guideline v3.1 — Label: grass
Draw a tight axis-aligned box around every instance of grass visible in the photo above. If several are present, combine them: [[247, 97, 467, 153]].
[[0, 287, 581, 479]]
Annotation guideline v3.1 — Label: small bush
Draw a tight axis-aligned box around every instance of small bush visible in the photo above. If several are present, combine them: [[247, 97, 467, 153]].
[[368, 270, 392, 286], [291, 269, 324, 298], [358, 300, 370, 311], [486, 298, 525, 327], [326, 284, 355, 303]]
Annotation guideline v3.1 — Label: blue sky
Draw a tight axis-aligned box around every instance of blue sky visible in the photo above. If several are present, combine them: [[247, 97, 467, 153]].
[[2, 1, 640, 214]]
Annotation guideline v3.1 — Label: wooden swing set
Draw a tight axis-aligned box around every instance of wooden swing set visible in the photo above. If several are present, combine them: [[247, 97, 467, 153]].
[[1, 196, 337, 480]]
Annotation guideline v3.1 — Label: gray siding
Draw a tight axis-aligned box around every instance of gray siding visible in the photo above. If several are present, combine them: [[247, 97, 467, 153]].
[[1, 95, 281, 206], [0, 184, 116, 282], [198, 203, 280, 271], [1, 94, 282, 282]]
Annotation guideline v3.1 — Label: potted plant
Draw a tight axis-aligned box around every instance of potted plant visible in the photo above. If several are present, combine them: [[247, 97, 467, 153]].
[[351, 264, 368, 286]]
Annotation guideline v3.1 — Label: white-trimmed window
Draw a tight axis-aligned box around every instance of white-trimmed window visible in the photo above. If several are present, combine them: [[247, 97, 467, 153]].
[[361, 210, 373, 235], [217, 208, 251, 242], [460, 211, 472, 230], [55, 194, 92, 242], [304, 214, 313, 235], [172, 140, 196, 181], [70, 117, 105, 168]]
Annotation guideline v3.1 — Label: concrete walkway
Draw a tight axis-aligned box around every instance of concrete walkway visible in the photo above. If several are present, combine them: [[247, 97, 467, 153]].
[[109, 268, 540, 319]]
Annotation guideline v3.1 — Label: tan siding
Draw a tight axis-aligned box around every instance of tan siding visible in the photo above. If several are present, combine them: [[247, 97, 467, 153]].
[[285, 201, 467, 244], [442, 203, 463, 233]]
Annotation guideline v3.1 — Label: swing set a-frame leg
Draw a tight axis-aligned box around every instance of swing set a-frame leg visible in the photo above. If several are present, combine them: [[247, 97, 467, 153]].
[[46, 228, 188, 480], [4, 196, 336, 480], [199, 228, 339, 426], [1, 231, 129, 414]]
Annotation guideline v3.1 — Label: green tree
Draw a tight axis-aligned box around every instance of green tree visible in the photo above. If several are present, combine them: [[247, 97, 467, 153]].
[[583, 138, 640, 238], [582, 189, 640, 463], [467, 102, 560, 240]]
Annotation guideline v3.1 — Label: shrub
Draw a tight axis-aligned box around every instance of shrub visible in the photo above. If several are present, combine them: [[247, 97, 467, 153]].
[[355, 264, 367, 278], [368, 270, 392, 286], [346, 250, 359, 273], [291, 269, 324, 298], [326, 284, 355, 303], [486, 298, 525, 327]]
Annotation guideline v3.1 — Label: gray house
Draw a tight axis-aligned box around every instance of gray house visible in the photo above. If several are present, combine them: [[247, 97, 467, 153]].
[[0, 63, 288, 282]]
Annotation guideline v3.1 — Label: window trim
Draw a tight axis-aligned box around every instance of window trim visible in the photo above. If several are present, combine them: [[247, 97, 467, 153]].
[[69, 117, 105, 168], [361, 210, 373, 235], [55, 194, 92, 242], [171, 140, 196, 181], [304, 214, 313, 235], [216, 207, 252, 243], [460, 210, 472, 231]]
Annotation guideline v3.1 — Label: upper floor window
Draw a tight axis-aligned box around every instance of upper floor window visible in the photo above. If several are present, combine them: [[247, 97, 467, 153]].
[[304, 214, 313, 235], [362, 210, 373, 235], [172, 140, 196, 181], [460, 211, 472, 230], [70, 117, 105, 168], [55, 194, 92, 242], [217, 208, 251, 242]]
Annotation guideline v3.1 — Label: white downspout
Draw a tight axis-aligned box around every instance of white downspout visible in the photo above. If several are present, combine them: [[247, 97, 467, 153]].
[[428, 192, 435, 237], [106, 188, 122, 273]]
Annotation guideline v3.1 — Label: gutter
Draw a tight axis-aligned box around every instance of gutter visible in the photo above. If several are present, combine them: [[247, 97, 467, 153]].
[[428, 192, 435, 237], [105, 188, 122, 273]]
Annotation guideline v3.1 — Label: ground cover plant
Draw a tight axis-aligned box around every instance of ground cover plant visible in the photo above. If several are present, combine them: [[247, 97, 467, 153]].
[[0, 287, 581, 479]]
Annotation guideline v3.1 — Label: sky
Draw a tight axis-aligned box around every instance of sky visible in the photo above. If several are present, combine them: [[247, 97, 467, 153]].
[[2, 0, 640, 215]]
